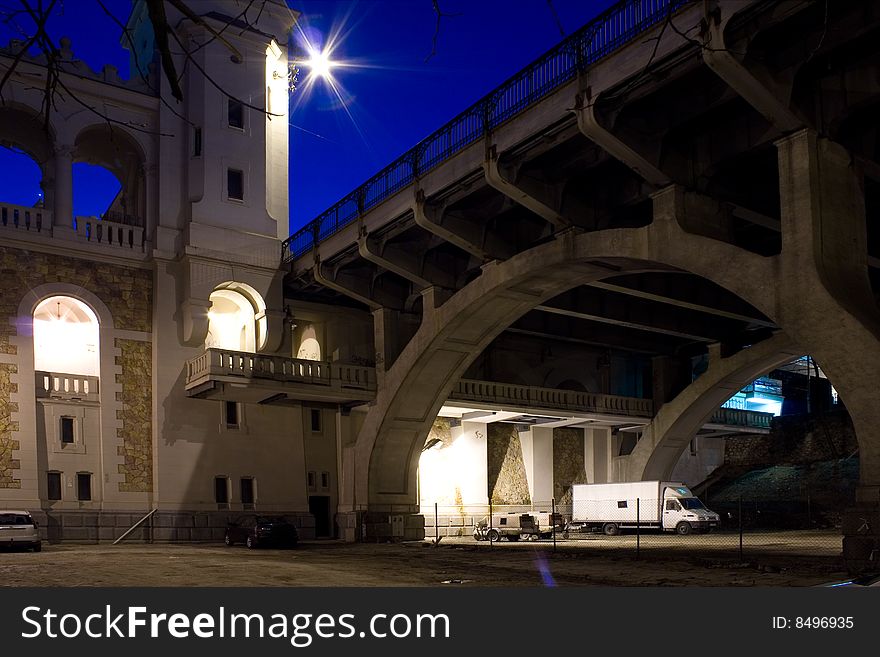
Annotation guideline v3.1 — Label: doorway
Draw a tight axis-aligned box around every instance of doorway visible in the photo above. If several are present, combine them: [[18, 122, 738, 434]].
[[308, 495, 332, 538]]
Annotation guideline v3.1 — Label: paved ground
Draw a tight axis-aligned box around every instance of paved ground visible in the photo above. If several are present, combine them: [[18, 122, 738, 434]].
[[0, 530, 852, 587]]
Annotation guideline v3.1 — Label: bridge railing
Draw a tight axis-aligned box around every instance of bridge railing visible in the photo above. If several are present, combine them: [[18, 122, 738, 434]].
[[282, 0, 692, 263], [710, 407, 775, 430], [449, 379, 654, 418]]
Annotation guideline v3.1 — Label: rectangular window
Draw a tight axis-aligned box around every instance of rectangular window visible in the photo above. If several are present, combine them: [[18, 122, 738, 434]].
[[60, 416, 75, 444], [225, 401, 239, 428], [47, 472, 62, 501], [690, 439, 697, 456], [227, 98, 244, 129], [193, 127, 202, 157], [307, 471, 316, 489], [499, 517, 507, 526], [240, 477, 254, 505], [214, 476, 229, 504], [77, 473, 91, 501], [310, 409, 322, 433], [617, 500, 628, 509], [227, 168, 244, 201], [320, 472, 329, 489]]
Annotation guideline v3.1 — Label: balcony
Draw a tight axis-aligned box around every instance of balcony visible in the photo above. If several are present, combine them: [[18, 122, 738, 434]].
[[708, 407, 774, 431], [1, 202, 49, 234], [35, 371, 100, 403], [184, 348, 377, 404]]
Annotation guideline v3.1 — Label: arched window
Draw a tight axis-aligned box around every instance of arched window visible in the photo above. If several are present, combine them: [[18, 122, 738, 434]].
[[206, 288, 261, 352], [33, 296, 100, 376], [297, 337, 321, 361]]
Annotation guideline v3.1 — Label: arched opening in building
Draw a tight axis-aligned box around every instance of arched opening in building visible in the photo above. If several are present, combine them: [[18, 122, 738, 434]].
[[72, 162, 122, 220], [0, 145, 44, 208], [297, 337, 321, 361], [73, 124, 144, 225], [33, 296, 100, 376], [206, 284, 266, 353]]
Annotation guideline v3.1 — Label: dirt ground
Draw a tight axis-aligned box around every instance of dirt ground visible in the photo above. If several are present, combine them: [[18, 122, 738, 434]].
[[0, 531, 853, 587]]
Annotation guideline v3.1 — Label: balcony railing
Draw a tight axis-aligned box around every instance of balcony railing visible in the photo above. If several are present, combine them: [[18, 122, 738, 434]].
[[185, 348, 376, 391], [449, 379, 654, 418], [282, 0, 692, 262], [35, 371, 100, 402], [710, 407, 774, 430], [1, 202, 48, 233], [75, 216, 145, 251]]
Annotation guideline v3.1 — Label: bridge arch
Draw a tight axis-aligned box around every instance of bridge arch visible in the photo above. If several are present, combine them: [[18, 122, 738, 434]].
[[345, 183, 880, 521]]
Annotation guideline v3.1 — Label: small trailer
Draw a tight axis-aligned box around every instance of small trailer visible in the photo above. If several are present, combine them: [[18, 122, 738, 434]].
[[473, 511, 564, 541], [565, 481, 720, 536]]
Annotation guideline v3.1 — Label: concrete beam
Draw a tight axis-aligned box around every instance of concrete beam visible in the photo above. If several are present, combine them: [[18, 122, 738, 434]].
[[412, 195, 491, 261], [574, 94, 670, 187], [312, 262, 402, 311], [701, 12, 802, 134], [357, 232, 434, 289], [534, 304, 716, 343], [483, 150, 570, 229]]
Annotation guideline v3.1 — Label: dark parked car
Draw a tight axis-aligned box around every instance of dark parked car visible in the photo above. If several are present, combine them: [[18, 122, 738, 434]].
[[224, 516, 298, 549]]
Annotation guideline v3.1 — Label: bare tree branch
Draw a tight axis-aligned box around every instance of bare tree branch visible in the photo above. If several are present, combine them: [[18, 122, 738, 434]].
[[425, 0, 461, 63]]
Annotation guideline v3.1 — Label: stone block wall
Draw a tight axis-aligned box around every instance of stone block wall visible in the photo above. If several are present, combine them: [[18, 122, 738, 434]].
[[0, 363, 19, 488], [487, 423, 530, 504], [553, 427, 588, 505], [115, 339, 152, 493]]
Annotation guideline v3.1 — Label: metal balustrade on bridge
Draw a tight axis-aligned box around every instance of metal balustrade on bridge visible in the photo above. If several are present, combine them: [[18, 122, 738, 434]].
[[282, 0, 691, 262]]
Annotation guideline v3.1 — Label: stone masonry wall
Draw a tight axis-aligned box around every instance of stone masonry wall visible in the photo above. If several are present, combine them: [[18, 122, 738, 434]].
[[487, 423, 530, 504], [0, 246, 152, 356], [0, 245, 153, 494], [0, 363, 20, 488], [553, 427, 587, 505], [116, 339, 152, 492]]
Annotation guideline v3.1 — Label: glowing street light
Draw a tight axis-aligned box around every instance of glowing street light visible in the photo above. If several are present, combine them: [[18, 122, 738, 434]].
[[304, 48, 335, 80]]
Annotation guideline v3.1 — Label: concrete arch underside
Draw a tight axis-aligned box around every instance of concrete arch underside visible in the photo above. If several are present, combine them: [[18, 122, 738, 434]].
[[344, 181, 880, 515]]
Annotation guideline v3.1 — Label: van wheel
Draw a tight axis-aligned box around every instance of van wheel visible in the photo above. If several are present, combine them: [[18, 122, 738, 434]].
[[487, 529, 500, 542], [676, 522, 692, 535], [603, 523, 620, 536], [561, 531, 570, 540]]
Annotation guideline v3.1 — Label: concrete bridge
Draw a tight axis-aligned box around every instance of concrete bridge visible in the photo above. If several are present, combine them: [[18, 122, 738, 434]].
[[281, 0, 880, 561]]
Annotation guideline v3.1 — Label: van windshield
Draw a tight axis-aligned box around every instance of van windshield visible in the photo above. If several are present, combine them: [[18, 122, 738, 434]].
[[679, 498, 705, 510]]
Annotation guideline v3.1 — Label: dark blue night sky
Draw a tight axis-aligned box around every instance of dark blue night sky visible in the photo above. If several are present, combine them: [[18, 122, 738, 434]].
[[0, 0, 613, 235]]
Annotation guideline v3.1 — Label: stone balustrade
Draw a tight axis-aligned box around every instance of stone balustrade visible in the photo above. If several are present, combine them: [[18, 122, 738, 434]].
[[449, 379, 655, 418], [0, 202, 49, 233], [75, 216, 145, 251], [35, 371, 100, 402], [710, 406, 774, 429]]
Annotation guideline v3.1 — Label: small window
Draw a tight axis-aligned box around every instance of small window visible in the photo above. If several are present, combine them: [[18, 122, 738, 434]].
[[214, 476, 229, 504], [689, 439, 697, 456], [228, 98, 244, 129], [227, 168, 244, 201], [60, 417, 75, 444], [77, 473, 91, 501], [666, 500, 679, 511], [225, 401, 239, 428], [499, 517, 507, 526], [307, 471, 316, 489], [193, 127, 202, 157], [240, 477, 254, 505], [47, 472, 62, 501], [617, 500, 628, 509], [320, 472, 329, 489], [310, 409, 322, 433]]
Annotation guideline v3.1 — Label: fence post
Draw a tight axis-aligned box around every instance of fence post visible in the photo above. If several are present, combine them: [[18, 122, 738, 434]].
[[636, 497, 640, 560], [434, 502, 439, 545], [489, 498, 493, 547], [738, 496, 744, 562], [552, 498, 557, 553]]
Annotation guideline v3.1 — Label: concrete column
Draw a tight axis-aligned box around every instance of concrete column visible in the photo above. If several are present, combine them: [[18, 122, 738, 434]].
[[585, 427, 611, 484], [52, 145, 74, 234], [372, 308, 399, 388], [143, 163, 158, 239], [521, 426, 553, 505]]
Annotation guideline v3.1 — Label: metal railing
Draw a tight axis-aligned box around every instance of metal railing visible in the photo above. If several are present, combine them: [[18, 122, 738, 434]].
[[282, 0, 692, 262]]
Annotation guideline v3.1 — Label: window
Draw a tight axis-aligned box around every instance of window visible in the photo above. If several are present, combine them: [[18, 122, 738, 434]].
[[225, 401, 239, 428], [240, 477, 254, 505], [499, 517, 507, 526], [193, 127, 202, 157], [307, 471, 316, 489], [310, 409, 322, 433], [47, 472, 61, 501], [77, 473, 91, 501], [320, 472, 329, 489], [666, 500, 680, 511], [227, 168, 244, 201], [617, 500, 628, 509], [227, 99, 244, 129], [214, 476, 229, 504], [690, 439, 697, 456], [60, 416, 75, 444]]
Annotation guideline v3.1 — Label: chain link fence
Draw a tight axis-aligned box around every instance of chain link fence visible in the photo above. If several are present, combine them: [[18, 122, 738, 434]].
[[421, 496, 849, 563]]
